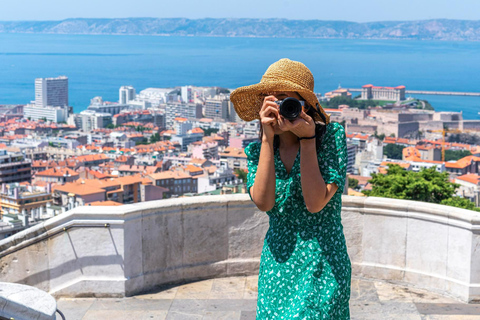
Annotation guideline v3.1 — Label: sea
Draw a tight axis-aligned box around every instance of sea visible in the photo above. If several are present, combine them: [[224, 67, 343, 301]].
[[0, 33, 479, 119]]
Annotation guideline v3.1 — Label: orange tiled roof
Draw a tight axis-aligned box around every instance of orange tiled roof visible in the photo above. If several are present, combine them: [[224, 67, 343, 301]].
[[456, 173, 480, 185], [445, 156, 474, 169], [115, 155, 129, 162], [403, 147, 421, 161], [380, 161, 411, 169], [36, 167, 79, 177], [190, 127, 204, 134], [174, 117, 188, 122], [148, 170, 192, 180], [118, 165, 159, 174], [185, 164, 203, 173], [54, 175, 145, 196], [88, 201, 123, 206], [219, 147, 247, 158], [74, 154, 110, 162], [54, 181, 107, 196]]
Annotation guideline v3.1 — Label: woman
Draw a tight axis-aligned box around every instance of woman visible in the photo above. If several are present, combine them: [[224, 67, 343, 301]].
[[230, 58, 351, 319]]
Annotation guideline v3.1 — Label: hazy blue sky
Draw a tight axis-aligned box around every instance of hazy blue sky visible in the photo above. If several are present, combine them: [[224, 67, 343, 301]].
[[0, 0, 479, 22]]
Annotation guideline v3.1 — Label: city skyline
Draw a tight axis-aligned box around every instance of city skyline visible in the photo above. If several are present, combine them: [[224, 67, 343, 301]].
[[0, 0, 479, 23]]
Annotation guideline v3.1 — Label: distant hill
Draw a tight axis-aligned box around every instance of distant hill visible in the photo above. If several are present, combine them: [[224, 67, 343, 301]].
[[1, 18, 480, 41]]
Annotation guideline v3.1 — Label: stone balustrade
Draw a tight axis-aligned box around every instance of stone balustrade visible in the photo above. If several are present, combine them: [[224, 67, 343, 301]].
[[0, 282, 57, 320], [0, 195, 479, 303]]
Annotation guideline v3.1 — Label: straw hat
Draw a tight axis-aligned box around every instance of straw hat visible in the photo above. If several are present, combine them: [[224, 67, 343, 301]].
[[230, 58, 329, 124]]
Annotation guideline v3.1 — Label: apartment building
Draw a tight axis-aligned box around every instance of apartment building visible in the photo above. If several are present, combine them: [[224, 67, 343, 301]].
[[148, 170, 196, 197], [35, 167, 79, 184], [53, 175, 166, 210], [219, 147, 248, 170], [0, 151, 31, 184]]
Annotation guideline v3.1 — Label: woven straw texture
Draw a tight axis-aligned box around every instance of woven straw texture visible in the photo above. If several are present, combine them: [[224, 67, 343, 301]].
[[230, 58, 330, 124]]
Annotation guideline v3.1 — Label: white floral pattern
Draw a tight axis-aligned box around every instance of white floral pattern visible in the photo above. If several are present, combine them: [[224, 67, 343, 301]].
[[245, 122, 351, 319]]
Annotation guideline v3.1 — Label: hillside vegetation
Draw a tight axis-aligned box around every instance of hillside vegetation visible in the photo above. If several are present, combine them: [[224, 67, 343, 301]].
[[1, 18, 480, 41]]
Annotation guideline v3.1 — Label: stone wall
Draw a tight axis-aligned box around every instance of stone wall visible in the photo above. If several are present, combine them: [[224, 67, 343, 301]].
[[0, 195, 479, 302], [343, 196, 480, 303], [0, 195, 269, 298]]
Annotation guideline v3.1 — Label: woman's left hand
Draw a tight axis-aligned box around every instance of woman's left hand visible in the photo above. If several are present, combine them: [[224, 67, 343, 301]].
[[278, 111, 316, 138]]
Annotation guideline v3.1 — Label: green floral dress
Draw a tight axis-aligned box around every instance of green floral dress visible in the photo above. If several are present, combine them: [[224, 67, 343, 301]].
[[245, 122, 351, 319]]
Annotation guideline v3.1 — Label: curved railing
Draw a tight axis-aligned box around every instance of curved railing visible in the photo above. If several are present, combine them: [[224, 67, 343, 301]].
[[0, 195, 479, 302]]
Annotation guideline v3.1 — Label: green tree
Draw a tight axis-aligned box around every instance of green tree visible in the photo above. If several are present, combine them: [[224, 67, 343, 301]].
[[440, 197, 480, 212], [363, 165, 480, 212], [135, 138, 149, 146], [348, 178, 359, 189], [106, 123, 116, 129], [373, 131, 385, 141], [323, 96, 389, 109], [383, 144, 404, 160], [363, 165, 457, 204], [234, 168, 248, 183], [203, 128, 219, 136], [149, 133, 160, 143], [444, 149, 472, 162]]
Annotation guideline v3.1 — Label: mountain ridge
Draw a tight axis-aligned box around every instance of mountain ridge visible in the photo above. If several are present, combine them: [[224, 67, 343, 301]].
[[0, 18, 479, 41]]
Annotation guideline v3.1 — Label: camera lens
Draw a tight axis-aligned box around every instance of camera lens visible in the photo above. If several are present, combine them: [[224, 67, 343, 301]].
[[279, 97, 302, 120]]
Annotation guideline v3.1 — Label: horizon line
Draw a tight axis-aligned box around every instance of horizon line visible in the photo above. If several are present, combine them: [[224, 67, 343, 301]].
[[1, 17, 480, 24]]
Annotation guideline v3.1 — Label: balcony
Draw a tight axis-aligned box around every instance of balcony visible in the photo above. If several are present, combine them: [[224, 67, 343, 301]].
[[0, 195, 479, 318]]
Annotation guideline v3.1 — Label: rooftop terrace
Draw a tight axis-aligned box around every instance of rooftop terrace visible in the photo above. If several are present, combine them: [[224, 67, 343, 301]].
[[55, 276, 480, 319], [0, 194, 479, 319]]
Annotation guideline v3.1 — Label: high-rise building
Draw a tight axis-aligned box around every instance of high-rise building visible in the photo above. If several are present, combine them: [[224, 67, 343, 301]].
[[165, 103, 203, 128], [119, 86, 136, 104], [35, 76, 69, 107], [205, 96, 230, 121], [181, 86, 193, 103]]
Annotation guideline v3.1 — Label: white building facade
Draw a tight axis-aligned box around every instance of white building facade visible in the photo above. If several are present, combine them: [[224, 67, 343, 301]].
[[24, 104, 69, 123], [35, 76, 69, 107]]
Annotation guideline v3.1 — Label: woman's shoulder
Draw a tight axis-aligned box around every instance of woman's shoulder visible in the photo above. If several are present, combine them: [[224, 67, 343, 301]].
[[244, 141, 261, 159], [325, 121, 345, 136], [320, 122, 346, 146]]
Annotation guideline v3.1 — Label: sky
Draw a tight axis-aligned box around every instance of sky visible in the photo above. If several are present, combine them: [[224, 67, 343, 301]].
[[0, 0, 479, 22]]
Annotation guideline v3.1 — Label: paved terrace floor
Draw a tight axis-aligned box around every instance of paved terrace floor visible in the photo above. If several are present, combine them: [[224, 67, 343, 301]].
[[56, 276, 480, 320]]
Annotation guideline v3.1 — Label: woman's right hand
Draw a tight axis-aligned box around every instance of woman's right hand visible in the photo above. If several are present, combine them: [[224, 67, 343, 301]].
[[259, 95, 279, 141]]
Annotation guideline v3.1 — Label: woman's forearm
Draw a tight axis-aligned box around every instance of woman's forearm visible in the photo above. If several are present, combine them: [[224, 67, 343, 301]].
[[251, 137, 276, 211], [299, 139, 329, 213]]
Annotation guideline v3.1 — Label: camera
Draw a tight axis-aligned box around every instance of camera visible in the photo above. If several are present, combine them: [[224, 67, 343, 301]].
[[276, 97, 303, 120]]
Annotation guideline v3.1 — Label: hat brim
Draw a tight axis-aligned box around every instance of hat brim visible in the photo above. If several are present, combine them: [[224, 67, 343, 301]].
[[230, 80, 330, 124]]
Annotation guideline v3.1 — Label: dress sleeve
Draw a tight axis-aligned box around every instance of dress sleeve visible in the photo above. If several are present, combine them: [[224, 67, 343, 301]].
[[244, 141, 261, 200], [320, 122, 347, 193]]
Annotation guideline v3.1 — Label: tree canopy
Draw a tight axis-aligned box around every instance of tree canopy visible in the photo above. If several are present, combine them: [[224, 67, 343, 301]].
[[383, 144, 404, 160], [348, 178, 359, 189], [363, 164, 480, 212], [363, 165, 456, 203], [323, 96, 378, 109], [444, 149, 471, 162], [234, 168, 247, 183]]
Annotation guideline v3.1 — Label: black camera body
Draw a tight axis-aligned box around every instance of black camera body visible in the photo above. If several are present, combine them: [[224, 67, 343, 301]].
[[276, 97, 302, 120]]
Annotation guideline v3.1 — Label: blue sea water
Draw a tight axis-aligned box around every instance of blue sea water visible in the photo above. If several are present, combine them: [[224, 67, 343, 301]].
[[0, 33, 479, 118]]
